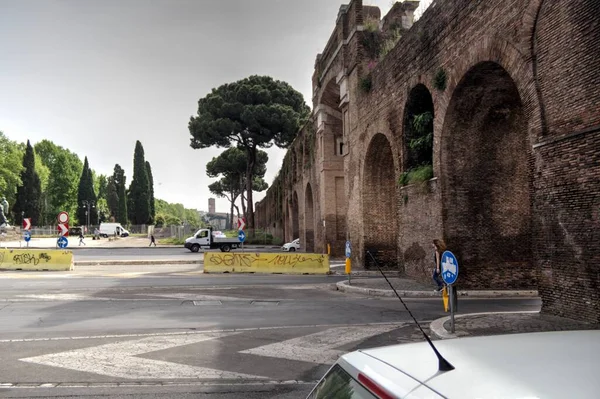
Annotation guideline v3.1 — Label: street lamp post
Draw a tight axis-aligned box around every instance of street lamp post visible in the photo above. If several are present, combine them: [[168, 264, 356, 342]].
[[82, 200, 95, 231]]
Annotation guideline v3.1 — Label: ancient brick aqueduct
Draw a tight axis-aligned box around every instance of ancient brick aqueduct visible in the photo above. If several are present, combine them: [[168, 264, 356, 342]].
[[255, 0, 600, 322]]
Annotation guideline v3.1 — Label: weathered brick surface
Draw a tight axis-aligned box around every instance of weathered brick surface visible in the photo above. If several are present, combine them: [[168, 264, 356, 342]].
[[255, 0, 600, 322]]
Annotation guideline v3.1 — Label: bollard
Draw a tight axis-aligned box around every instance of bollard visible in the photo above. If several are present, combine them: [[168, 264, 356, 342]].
[[345, 257, 351, 285]]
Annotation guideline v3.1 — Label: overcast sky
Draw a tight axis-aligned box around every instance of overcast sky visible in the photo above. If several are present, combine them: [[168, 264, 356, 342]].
[[0, 0, 432, 213]]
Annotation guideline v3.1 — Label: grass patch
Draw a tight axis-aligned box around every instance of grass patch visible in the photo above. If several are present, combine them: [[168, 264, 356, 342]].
[[399, 164, 434, 186], [158, 237, 186, 245]]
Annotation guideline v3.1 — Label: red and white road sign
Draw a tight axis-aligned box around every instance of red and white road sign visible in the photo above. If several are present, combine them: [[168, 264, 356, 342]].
[[57, 223, 69, 236], [237, 217, 246, 231], [57, 211, 69, 224], [22, 218, 31, 231]]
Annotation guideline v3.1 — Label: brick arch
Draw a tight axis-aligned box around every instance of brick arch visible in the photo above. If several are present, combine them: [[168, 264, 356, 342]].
[[434, 34, 542, 164], [440, 60, 534, 290], [362, 132, 400, 269], [304, 182, 315, 252]]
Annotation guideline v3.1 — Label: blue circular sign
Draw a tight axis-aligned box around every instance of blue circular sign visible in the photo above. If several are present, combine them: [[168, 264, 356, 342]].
[[345, 240, 351, 258], [23, 231, 31, 242], [238, 230, 246, 243], [441, 250, 459, 285], [57, 236, 69, 249]]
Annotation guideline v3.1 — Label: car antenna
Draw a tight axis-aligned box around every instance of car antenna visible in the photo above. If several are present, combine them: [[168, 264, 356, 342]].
[[366, 250, 455, 372]]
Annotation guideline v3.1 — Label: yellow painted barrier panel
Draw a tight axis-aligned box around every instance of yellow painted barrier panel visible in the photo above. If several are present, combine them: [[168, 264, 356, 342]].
[[204, 252, 329, 274], [0, 249, 74, 271]]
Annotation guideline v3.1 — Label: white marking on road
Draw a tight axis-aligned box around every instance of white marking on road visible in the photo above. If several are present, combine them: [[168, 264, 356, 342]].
[[0, 322, 407, 343], [17, 294, 89, 301], [20, 332, 268, 380], [145, 293, 244, 301], [240, 324, 403, 364]]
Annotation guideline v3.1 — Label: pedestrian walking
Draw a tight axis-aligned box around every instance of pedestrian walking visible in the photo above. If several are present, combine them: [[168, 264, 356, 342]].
[[79, 231, 86, 246], [432, 238, 446, 292], [149, 234, 156, 247]]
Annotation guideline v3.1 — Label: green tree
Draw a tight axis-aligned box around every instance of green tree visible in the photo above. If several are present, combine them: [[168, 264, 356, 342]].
[[111, 164, 128, 225], [189, 75, 309, 232], [77, 157, 97, 226], [206, 147, 268, 229], [128, 141, 151, 224], [34, 140, 83, 224], [106, 177, 119, 220], [96, 174, 108, 201], [145, 161, 155, 224], [13, 140, 42, 225], [0, 132, 24, 213]]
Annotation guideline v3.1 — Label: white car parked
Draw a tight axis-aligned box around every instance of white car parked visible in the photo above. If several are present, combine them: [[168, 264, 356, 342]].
[[306, 329, 600, 398], [282, 238, 300, 252]]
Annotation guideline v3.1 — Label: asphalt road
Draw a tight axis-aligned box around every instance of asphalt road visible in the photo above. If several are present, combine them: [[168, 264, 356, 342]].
[[71, 247, 289, 261], [0, 272, 541, 398]]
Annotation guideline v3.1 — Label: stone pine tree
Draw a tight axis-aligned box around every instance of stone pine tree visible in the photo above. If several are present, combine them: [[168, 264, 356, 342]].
[[111, 164, 128, 225], [145, 161, 155, 224], [13, 140, 42, 225], [189, 75, 310, 233], [76, 157, 97, 226], [128, 141, 150, 225]]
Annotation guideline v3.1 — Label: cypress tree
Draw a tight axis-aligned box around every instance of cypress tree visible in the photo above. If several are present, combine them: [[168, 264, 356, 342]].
[[129, 141, 150, 224], [13, 140, 42, 225], [76, 157, 97, 226], [145, 161, 155, 224], [106, 177, 119, 220]]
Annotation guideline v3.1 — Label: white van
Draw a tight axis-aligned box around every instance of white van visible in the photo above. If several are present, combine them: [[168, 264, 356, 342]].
[[98, 223, 130, 238]]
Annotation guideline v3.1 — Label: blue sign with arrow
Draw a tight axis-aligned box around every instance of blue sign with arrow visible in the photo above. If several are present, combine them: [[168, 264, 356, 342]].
[[238, 230, 246, 243], [441, 250, 459, 285], [23, 231, 31, 242], [345, 240, 351, 258], [57, 236, 68, 249]]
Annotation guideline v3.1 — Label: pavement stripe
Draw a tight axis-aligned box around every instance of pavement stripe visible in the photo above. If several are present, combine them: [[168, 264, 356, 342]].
[[21, 332, 268, 380], [0, 321, 410, 343], [240, 324, 403, 364], [0, 380, 317, 388]]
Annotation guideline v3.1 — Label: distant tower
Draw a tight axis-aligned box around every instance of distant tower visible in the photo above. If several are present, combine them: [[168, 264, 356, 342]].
[[208, 198, 216, 214]]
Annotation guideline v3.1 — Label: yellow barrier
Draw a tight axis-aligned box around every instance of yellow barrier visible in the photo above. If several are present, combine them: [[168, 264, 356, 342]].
[[204, 252, 330, 274], [0, 249, 74, 271]]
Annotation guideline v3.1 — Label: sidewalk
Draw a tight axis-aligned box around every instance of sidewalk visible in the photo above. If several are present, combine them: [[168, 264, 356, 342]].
[[335, 277, 538, 298], [430, 311, 600, 339]]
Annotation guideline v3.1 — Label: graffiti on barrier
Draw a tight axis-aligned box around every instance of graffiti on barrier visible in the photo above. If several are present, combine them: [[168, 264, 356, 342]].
[[12, 252, 52, 266], [206, 252, 326, 269]]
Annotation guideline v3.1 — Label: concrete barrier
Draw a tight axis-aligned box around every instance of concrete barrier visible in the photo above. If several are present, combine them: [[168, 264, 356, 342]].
[[204, 252, 329, 274], [0, 249, 74, 271]]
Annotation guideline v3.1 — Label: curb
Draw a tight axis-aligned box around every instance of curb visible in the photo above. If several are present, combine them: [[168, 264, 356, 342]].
[[330, 270, 404, 277], [74, 260, 202, 266], [335, 280, 539, 299], [429, 311, 540, 339]]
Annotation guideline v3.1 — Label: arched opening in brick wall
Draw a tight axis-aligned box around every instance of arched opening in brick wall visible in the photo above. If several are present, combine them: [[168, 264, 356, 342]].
[[291, 191, 299, 241], [441, 61, 533, 290], [305, 183, 315, 252], [363, 133, 399, 269], [403, 84, 434, 174]]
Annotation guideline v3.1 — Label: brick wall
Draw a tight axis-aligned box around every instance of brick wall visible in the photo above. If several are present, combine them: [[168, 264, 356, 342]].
[[254, 0, 600, 321]]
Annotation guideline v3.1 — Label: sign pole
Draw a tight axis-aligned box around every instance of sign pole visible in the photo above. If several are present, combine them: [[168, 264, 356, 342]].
[[449, 284, 455, 333]]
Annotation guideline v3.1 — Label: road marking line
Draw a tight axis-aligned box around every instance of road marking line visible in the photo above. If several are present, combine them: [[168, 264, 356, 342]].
[[20, 332, 268, 380], [0, 380, 317, 388], [0, 321, 410, 343], [240, 324, 403, 364]]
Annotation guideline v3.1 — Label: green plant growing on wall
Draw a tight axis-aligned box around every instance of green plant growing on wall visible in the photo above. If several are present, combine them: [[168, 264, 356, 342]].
[[359, 74, 373, 93], [433, 68, 447, 91], [398, 165, 434, 187]]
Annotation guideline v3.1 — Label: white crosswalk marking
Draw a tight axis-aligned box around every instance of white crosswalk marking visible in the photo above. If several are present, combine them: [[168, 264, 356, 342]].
[[21, 332, 268, 380], [239, 324, 401, 364]]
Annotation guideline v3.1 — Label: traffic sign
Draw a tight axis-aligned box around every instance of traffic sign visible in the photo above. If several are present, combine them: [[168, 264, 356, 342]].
[[57, 236, 68, 248], [237, 217, 246, 231], [345, 240, 351, 258], [22, 218, 31, 231], [238, 230, 246, 243], [23, 231, 31, 242], [441, 250, 459, 285], [57, 211, 69, 224], [58, 223, 69, 236]]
